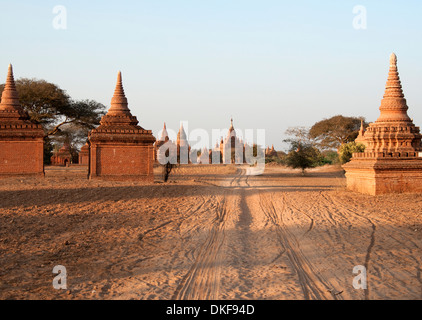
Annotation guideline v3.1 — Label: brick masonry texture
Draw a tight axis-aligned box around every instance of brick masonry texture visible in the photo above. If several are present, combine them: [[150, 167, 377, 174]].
[[343, 54, 422, 195], [88, 71, 155, 181], [0, 64, 44, 177]]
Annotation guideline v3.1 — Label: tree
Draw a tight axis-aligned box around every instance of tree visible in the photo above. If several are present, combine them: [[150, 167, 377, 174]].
[[283, 127, 321, 174], [284, 127, 312, 146], [1, 78, 106, 163], [284, 142, 322, 175], [0, 79, 106, 138], [0, 78, 70, 126], [320, 150, 340, 165], [46, 99, 106, 137], [309, 115, 367, 150], [338, 142, 366, 164]]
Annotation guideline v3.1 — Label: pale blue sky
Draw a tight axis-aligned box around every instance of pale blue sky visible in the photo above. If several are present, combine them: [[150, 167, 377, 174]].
[[1, 1, 421, 150]]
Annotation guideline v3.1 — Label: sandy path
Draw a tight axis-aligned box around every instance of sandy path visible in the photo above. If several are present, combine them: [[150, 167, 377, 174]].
[[174, 168, 343, 300], [173, 166, 421, 300], [0, 165, 421, 300]]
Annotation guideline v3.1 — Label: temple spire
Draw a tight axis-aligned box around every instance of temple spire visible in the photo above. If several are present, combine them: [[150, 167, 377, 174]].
[[178, 122, 187, 141], [377, 53, 411, 122], [229, 118, 234, 130], [160, 122, 169, 141], [107, 71, 131, 116], [0, 64, 23, 112]]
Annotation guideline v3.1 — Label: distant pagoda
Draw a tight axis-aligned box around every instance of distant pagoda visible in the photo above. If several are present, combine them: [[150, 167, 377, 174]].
[[88, 71, 156, 180], [343, 53, 422, 195], [177, 123, 190, 164], [0, 64, 44, 176], [51, 141, 72, 166], [78, 142, 89, 165]]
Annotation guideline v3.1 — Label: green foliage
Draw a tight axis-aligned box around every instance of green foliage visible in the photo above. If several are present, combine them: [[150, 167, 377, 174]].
[[265, 155, 283, 164], [338, 142, 366, 164], [283, 127, 323, 173], [320, 150, 340, 165], [309, 115, 367, 150], [284, 141, 322, 174]]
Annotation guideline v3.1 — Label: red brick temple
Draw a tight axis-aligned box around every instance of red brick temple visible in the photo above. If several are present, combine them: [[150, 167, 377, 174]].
[[343, 53, 422, 195], [0, 64, 44, 176], [88, 71, 156, 180], [51, 142, 72, 166]]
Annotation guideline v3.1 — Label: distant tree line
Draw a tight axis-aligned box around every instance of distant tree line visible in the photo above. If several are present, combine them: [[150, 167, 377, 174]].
[[266, 115, 368, 174], [0, 78, 106, 164]]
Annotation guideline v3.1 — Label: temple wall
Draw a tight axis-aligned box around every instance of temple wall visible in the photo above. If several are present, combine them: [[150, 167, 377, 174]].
[[90, 143, 154, 181], [344, 160, 422, 195], [78, 153, 89, 165], [0, 140, 44, 175]]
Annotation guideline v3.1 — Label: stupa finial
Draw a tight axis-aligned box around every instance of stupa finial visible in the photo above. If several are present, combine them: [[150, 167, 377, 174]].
[[390, 53, 397, 66], [107, 71, 131, 116], [0, 64, 25, 113], [377, 53, 411, 122]]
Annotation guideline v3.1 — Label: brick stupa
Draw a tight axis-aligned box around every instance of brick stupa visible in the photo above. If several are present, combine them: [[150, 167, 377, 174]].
[[78, 142, 89, 165], [88, 71, 156, 180], [51, 142, 72, 166], [343, 53, 422, 195], [0, 64, 44, 176]]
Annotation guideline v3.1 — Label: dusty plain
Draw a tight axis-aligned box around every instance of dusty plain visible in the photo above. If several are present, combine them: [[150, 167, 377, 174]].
[[0, 164, 421, 300]]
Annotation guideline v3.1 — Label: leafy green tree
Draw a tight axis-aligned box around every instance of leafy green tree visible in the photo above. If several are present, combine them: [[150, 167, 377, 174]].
[[338, 142, 366, 164], [321, 150, 340, 165], [309, 115, 367, 150], [284, 142, 322, 174], [283, 127, 321, 174]]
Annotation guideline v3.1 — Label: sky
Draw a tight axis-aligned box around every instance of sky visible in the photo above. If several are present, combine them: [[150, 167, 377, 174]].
[[1, 0, 422, 151]]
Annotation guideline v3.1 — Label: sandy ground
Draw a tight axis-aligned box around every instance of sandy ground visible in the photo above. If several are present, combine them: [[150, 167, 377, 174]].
[[0, 164, 421, 300]]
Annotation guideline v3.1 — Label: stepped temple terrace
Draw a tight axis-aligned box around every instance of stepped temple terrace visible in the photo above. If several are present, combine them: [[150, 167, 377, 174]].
[[88, 71, 156, 181], [343, 53, 422, 195], [0, 64, 44, 176]]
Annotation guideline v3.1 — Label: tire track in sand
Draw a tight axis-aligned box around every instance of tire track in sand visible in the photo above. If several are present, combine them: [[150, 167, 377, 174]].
[[258, 192, 342, 300], [172, 173, 240, 300]]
